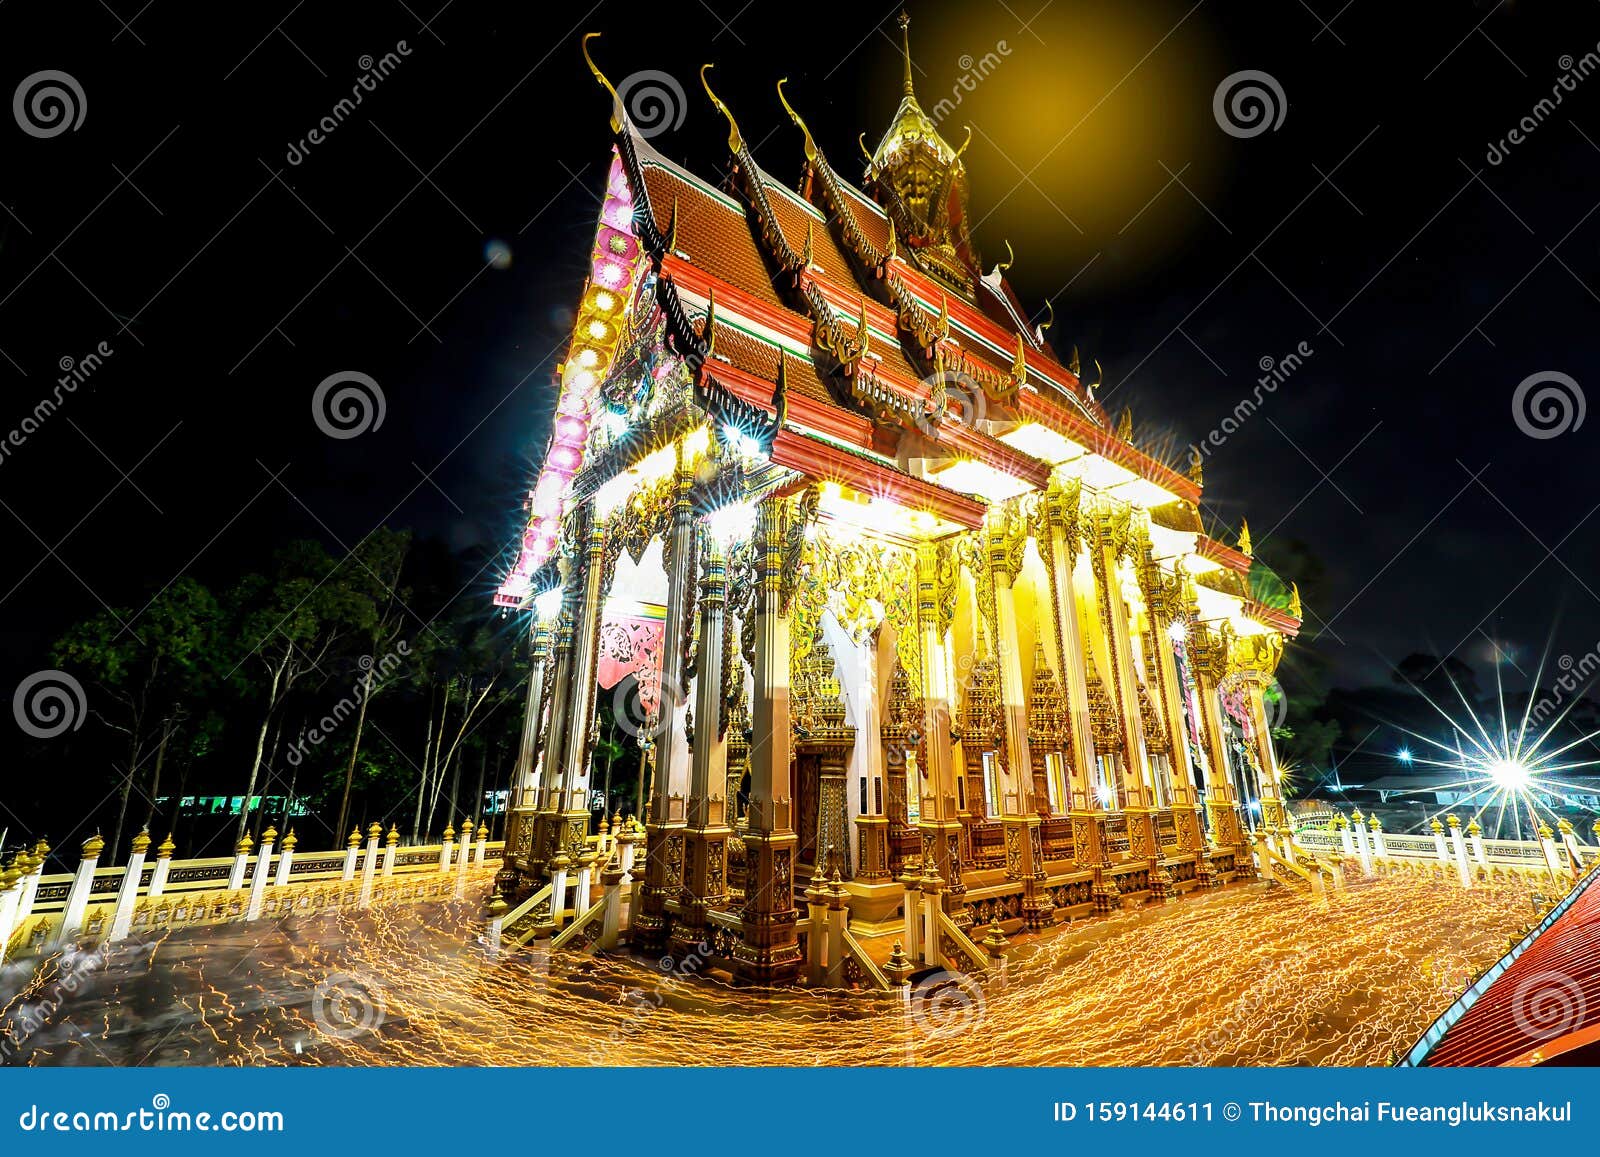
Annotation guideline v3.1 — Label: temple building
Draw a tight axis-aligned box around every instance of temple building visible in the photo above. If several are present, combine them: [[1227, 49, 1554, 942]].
[[493, 21, 1302, 983]]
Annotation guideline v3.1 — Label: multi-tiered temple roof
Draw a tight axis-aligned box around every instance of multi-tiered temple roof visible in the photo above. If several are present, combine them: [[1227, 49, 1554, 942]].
[[494, 21, 1299, 643]]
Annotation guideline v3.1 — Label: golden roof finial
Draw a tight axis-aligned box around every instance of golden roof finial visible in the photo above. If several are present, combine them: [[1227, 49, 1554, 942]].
[[1237, 519, 1254, 558], [581, 33, 623, 133], [997, 239, 1014, 272], [954, 124, 972, 159], [1012, 333, 1027, 382], [1068, 344, 1081, 377], [936, 292, 950, 341], [855, 300, 871, 357], [775, 78, 817, 162], [700, 64, 743, 152], [899, 10, 915, 97], [1187, 450, 1204, 488], [885, 216, 897, 260], [1288, 581, 1302, 619], [858, 132, 873, 165], [1116, 408, 1133, 442], [802, 218, 814, 268], [1038, 299, 1054, 336]]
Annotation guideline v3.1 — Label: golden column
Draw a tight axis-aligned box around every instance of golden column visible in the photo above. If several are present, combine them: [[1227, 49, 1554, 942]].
[[553, 518, 608, 862], [1186, 612, 1247, 857], [505, 615, 554, 875], [914, 538, 967, 922], [1135, 536, 1205, 854], [734, 494, 803, 982], [1085, 497, 1158, 860], [636, 450, 698, 951], [985, 501, 1049, 929], [672, 535, 732, 959]]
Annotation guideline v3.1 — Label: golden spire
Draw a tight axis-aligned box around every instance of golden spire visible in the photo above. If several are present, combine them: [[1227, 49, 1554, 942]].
[[581, 33, 623, 133], [1237, 519, 1254, 558], [1187, 451, 1204, 488], [899, 10, 915, 97], [775, 78, 817, 162], [1068, 344, 1081, 377], [700, 64, 743, 152], [1288, 581, 1302, 619], [1116, 409, 1133, 442]]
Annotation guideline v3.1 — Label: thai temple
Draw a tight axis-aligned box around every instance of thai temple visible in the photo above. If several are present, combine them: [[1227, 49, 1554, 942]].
[[493, 19, 1303, 982]]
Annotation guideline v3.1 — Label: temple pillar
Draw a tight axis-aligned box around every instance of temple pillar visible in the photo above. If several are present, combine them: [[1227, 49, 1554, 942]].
[[672, 538, 732, 959], [637, 460, 697, 951], [552, 518, 607, 883], [528, 558, 579, 878], [505, 617, 553, 876], [734, 495, 802, 983], [988, 504, 1048, 930], [915, 539, 966, 923]]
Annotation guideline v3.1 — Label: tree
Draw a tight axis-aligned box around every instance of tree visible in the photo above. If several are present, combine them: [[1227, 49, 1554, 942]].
[[226, 541, 375, 844], [331, 528, 414, 841], [52, 578, 220, 864]]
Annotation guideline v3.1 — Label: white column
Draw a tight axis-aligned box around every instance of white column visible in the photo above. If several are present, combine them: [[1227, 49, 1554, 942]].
[[920, 873, 944, 968], [1448, 817, 1471, 887], [454, 817, 471, 897], [54, 834, 104, 948], [341, 828, 361, 882], [1469, 822, 1487, 866], [900, 873, 921, 965], [1539, 824, 1563, 880], [1351, 811, 1371, 874], [1338, 819, 1354, 858], [19, 839, 48, 920], [245, 828, 277, 921], [0, 864, 24, 964], [1559, 821, 1584, 873], [1368, 817, 1386, 857], [359, 823, 381, 908], [148, 835, 175, 897], [440, 824, 455, 872], [549, 851, 571, 929], [383, 827, 398, 877], [474, 822, 488, 867], [227, 833, 253, 891], [574, 847, 595, 914], [274, 830, 297, 886], [1431, 819, 1449, 864], [109, 830, 152, 942]]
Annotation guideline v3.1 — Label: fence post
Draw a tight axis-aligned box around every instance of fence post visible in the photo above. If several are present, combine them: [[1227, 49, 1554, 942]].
[[920, 867, 945, 968], [899, 869, 922, 966], [483, 891, 508, 960], [1447, 815, 1471, 888], [549, 850, 572, 929], [359, 823, 381, 908], [1538, 823, 1563, 881], [342, 828, 361, 882], [246, 827, 277, 921], [1431, 817, 1448, 869], [227, 833, 252, 891], [1351, 809, 1372, 874], [982, 922, 1009, 988], [274, 829, 296, 886], [0, 859, 25, 964], [825, 870, 850, 988], [1368, 814, 1386, 858], [1467, 819, 1487, 867], [599, 851, 624, 950], [383, 826, 399, 877], [454, 817, 472, 897], [440, 822, 455, 872], [109, 829, 152, 942], [804, 867, 828, 985], [1558, 820, 1584, 878], [54, 833, 103, 948], [18, 838, 48, 922], [148, 834, 175, 898], [1337, 816, 1354, 858], [475, 821, 489, 868]]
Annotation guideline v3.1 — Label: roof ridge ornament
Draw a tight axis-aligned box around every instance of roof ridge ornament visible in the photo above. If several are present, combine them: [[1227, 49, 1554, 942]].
[[581, 33, 624, 133], [996, 239, 1014, 273], [701, 63, 743, 152], [775, 78, 817, 162]]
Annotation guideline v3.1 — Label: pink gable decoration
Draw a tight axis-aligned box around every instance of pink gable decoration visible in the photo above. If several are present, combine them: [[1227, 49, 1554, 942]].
[[596, 613, 666, 717]]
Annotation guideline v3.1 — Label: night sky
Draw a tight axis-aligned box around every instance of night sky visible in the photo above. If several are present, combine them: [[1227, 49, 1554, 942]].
[[4, 0, 1600, 766]]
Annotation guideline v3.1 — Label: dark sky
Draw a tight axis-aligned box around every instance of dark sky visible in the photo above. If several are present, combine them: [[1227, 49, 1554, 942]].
[[3, 0, 1600, 740]]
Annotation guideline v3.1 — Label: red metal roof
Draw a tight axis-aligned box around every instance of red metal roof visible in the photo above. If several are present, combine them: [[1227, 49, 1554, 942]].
[[1414, 861, 1600, 1066]]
